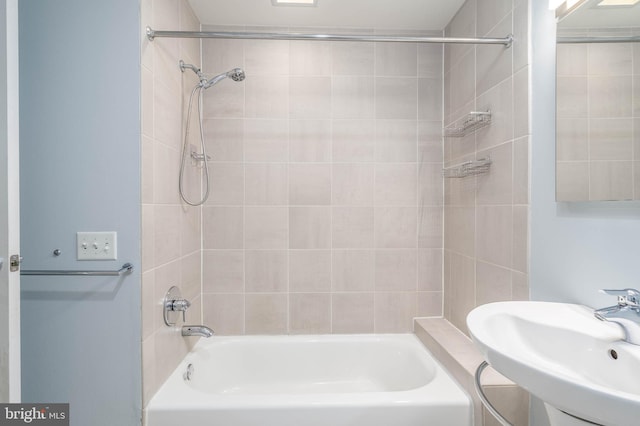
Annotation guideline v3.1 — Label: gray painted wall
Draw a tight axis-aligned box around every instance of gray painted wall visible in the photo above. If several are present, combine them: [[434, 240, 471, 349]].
[[19, 0, 142, 425], [530, 1, 640, 424], [529, 0, 640, 318]]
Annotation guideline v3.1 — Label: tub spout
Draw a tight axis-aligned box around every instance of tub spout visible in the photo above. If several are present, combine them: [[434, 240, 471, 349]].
[[182, 325, 214, 338]]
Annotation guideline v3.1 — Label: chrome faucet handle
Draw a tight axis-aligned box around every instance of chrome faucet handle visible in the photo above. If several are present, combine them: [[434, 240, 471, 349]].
[[169, 299, 191, 322], [600, 289, 640, 308]]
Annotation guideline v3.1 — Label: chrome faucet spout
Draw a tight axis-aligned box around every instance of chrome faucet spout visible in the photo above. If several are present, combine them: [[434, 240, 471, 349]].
[[182, 325, 214, 338], [595, 288, 640, 345]]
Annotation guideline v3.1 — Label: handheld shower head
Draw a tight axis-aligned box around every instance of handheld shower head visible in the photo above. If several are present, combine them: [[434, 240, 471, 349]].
[[227, 68, 245, 82], [202, 67, 246, 89]]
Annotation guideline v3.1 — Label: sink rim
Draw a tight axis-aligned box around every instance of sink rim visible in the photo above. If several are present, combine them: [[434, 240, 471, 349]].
[[467, 301, 640, 426]]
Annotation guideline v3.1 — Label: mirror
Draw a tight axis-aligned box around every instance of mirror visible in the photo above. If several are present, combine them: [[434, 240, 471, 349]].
[[555, 0, 640, 201]]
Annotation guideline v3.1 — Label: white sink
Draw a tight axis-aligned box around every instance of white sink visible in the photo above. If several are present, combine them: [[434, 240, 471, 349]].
[[467, 301, 640, 426]]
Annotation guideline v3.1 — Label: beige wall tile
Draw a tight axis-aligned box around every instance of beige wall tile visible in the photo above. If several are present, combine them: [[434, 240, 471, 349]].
[[142, 271, 156, 340], [245, 163, 288, 205], [332, 206, 375, 248], [181, 205, 201, 255], [376, 120, 418, 162], [332, 164, 374, 205], [418, 205, 443, 249], [476, 77, 514, 150], [375, 206, 418, 248], [557, 76, 588, 118], [290, 293, 331, 334], [245, 39, 290, 75], [590, 161, 634, 201], [476, 261, 512, 306], [589, 118, 633, 161], [207, 163, 244, 205], [374, 292, 416, 333], [476, 205, 513, 268], [375, 164, 418, 205], [513, 66, 529, 139], [203, 293, 244, 335], [557, 118, 589, 161], [244, 119, 289, 162], [476, 14, 513, 95], [289, 120, 331, 162], [244, 206, 288, 249], [153, 205, 182, 265], [202, 78, 245, 118], [202, 38, 244, 73], [476, 142, 513, 205], [448, 253, 475, 334], [181, 252, 202, 302], [245, 250, 288, 293], [418, 249, 443, 292], [375, 42, 417, 77], [332, 76, 375, 119], [203, 250, 244, 293], [419, 162, 444, 207], [203, 206, 244, 249], [332, 119, 376, 162], [290, 41, 332, 76], [153, 143, 181, 205], [289, 206, 331, 249], [290, 77, 332, 119], [557, 161, 590, 201], [245, 75, 289, 118], [203, 119, 244, 161], [418, 43, 443, 79], [332, 41, 374, 76], [588, 43, 632, 76], [556, 43, 587, 76], [332, 293, 375, 333], [418, 78, 443, 121], [375, 250, 417, 291], [417, 292, 443, 317], [331, 250, 375, 292], [588, 75, 633, 118], [289, 164, 331, 205], [444, 206, 475, 257], [289, 250, 332, 292], [245, 293, 288, 334], [375, 77, 418, 120]]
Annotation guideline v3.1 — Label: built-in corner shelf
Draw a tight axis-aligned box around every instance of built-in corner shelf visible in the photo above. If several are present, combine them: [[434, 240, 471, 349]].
[[444, 110, 491, 138], [442, 157, 492, 179]]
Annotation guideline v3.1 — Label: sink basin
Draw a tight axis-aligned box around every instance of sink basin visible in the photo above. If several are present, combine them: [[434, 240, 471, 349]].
[[467, 301, 640, 426]]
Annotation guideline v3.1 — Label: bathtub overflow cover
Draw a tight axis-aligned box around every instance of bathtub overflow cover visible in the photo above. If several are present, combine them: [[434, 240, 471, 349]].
[[184, 363, 194, 381]]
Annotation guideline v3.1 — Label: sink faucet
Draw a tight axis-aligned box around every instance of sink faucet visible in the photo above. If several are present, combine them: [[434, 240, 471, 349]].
[[594, 288, 640, 345], [182, 325, 214, 338]]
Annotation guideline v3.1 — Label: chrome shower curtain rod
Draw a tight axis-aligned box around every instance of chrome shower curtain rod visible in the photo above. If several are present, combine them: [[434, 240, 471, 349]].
[[557, 35, 640, 44], [146, 27, 513, 47]]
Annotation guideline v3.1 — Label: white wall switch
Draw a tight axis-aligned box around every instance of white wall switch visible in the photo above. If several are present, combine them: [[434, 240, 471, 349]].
[[77, 232, 117, 260]]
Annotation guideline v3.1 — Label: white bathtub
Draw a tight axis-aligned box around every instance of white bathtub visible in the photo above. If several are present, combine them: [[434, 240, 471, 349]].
[[145, 334, 471, 426]]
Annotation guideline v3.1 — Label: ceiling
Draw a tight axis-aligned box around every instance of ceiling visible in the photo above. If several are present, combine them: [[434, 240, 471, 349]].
[[558, 0, 640, 28], [187, 0, 466, 31]]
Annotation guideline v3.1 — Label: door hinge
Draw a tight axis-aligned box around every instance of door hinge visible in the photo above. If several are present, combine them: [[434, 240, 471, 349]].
[[9, 254, 22, 272]]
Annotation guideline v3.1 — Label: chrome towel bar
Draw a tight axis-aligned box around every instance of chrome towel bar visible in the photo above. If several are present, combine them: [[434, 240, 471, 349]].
[[474, 361, 513, 426], [20, 262, 134, 276]]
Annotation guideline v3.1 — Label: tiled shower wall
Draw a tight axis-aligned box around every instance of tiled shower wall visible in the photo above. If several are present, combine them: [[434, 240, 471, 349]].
[[443, 0, 530, 334], [200, 27, 445, 335], [140, 0, 203, 406]]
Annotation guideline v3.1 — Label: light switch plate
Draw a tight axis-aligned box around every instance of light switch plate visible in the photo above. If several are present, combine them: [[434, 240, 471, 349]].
[[77, 232, 117, 260]]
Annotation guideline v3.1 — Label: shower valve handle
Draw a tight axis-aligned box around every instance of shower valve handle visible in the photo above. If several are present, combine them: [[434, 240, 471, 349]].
[[168, 299, 191, 322]]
